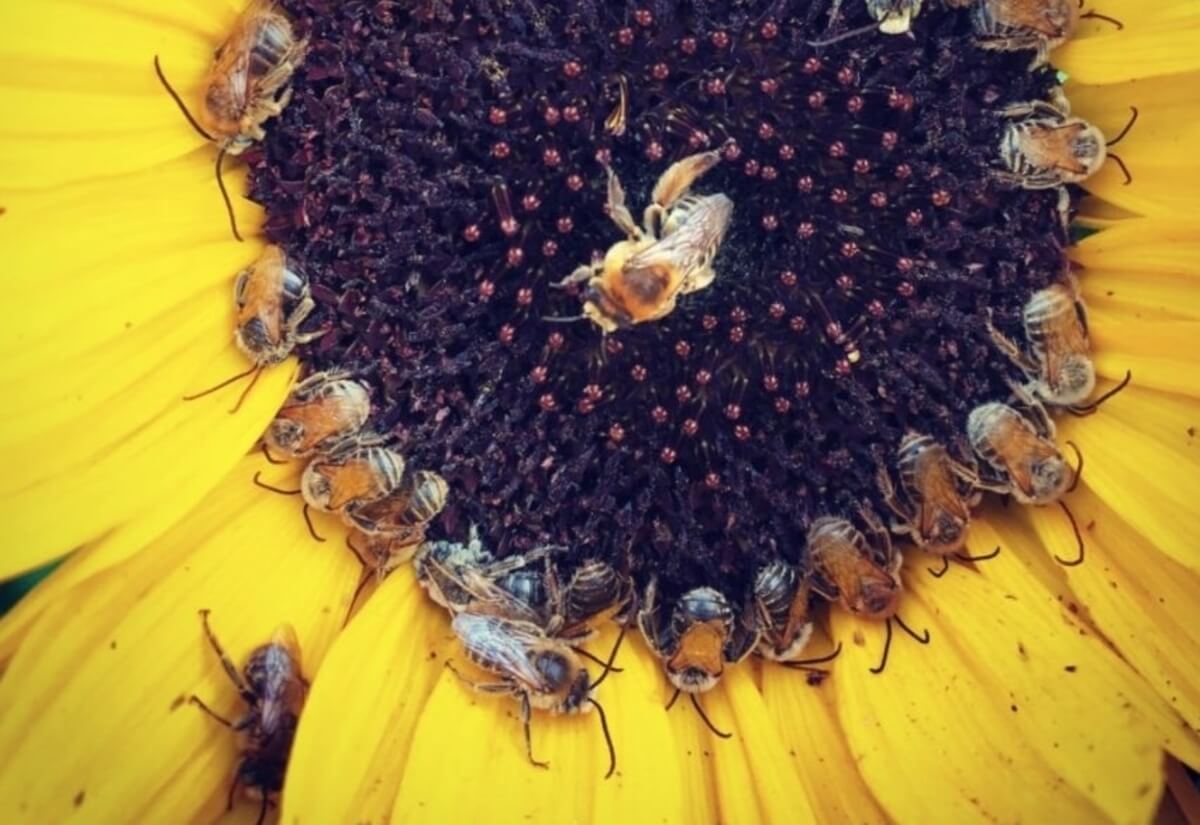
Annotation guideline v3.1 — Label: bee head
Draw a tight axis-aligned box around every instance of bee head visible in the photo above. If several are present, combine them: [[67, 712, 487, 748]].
[[928, 512, 967, 554], [1068, 123, 1107, 175], [265, 418, 305, 456], [1030, 454, 1071, 504], [852, 575, 900, 620], [581, 284, 626, 334], [666, 664, 720, 694], [1052, 356, 1096, 405]]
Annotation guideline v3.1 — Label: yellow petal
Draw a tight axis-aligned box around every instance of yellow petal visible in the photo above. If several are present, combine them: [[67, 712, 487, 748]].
[[0, 156, 279, 579], [1057, 24, 1200, 85], [281, 569, 449, 825], [832, 550, 1170, 823], [760, 640, 890, 823], [1056, 388, 1200, 572], [391, 623, 698, 823], [1085, 311, 1200, 398], [0, 0, 245, 189], [1067, 74, 1200, 217], [0, 455, 359, 824], [1017, 489, 1200, 737], [1075, 217, 1200, 321]]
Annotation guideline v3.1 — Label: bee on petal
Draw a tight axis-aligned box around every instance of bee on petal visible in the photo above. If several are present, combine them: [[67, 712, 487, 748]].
[[154, 0, 308, 239], [264, 371, 371, 460], [190, 611, 307, 825]]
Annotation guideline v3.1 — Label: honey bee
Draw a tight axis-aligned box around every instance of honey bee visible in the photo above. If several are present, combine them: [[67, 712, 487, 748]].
[[995, 100, 1108, 190], [989, 282, 1132, 413], [263, 371, 371, 460], [753, 561, 835, 668], [190, 610, 306, 825], [811, 0, 924, 45], [414, 528, 561, 614], [553, 559, 635, 640], [550, 150, 733, 334], [184, 246, 322, 412], [153, 1, 308, 240], [343, 528, 426, 624], [807, 513, 930, 674], [878, 434, 982, 555], [637, 579, 758, 737], [966, 395, 1074, 506], [300, 437, 406, 514], [447, 611, 618, 778], [965, 0, 1122, 66], [345, 469, 449, 534]]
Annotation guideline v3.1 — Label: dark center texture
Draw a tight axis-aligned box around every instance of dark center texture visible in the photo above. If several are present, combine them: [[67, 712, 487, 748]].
[[249, 0, 1068, 599]]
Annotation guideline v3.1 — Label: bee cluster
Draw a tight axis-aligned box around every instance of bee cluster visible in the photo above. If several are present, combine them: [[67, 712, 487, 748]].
[[165, 0, 1132, 797]]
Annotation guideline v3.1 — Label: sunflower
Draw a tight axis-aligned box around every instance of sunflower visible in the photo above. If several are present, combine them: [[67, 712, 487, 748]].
[[1, 0, 1199, 823]]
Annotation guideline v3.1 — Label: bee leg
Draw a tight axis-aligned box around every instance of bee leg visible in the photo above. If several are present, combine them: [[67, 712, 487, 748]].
[[927, 555, 951, 578], [553, 263, 598, 289], [198, 610, 255, 700], [520, 693, 551, 769], [259, 442, 287, 465], [986, 313, 1036, 375], [875, 465, 912, 525], [226, 775, 240, 812], [188, 695, 238, 728], [256, 792, 269, 825]]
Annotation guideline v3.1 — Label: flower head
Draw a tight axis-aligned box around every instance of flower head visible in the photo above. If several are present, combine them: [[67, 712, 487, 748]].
[[0, 1, 1199, 823]]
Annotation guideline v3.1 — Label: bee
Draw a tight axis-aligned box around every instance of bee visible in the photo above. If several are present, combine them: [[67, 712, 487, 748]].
[[965, 0, 1123, 66], [413, 527, 495, 611], [184, 246, 322, 412], [553, 559, 635, 640], [345, 469, 449, 535], [966, 394, 1075, 506], [637, 579, 758, 737], [807, 513, 930, 673], [877, 433, 997, 576], [989, 282, 1132, 413], [300, 438, 406, 514], [414, 528, 560, 614], [752, 561, 843, 673], [810, 0, 924, 45], [263, 371, 371, 461], [154, 1, 308, 240], [190, 610, 306, 825], [994, 100, 1108, 190], [343, 528, 426, 625], [549, 150, 733, 334], [447, 612, 618, 778]]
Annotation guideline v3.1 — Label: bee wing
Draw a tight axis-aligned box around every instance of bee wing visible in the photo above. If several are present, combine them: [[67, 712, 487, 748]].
[[424, 555, 544, 623], [451, 613, 550, 691]]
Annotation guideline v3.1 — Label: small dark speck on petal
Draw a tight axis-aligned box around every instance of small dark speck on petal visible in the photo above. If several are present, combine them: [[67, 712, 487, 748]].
[[1064, 665, 1077, 673], [73, 790, 85, 808], [169, 694, 187, 712]]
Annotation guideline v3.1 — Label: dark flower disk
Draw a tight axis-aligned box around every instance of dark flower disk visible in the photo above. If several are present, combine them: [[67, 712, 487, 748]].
[[249, 0, 1068, 600]]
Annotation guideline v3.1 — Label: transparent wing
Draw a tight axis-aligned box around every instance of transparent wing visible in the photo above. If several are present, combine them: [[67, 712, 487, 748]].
[[451, 613, 549, 690]]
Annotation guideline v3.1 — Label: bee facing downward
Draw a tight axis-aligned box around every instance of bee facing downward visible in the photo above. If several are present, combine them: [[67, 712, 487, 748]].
[[550, 150, 733, 334], [154, 0, 308, 240], [190, 610, 307, 825]]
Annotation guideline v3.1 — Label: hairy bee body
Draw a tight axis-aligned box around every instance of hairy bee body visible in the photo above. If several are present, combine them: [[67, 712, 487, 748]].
[[808, 516, 900, 620], [970, 0, 1079, 65], [753, 561, 816, 662], [265, 371, 371, 459], [345, 469, 448, 535], [300, 440, 406, 513], [967, 401, 1072, 504], [884, 432, 981, 556], [997, 102, 1106, 189], [234, 246, 319, 366]]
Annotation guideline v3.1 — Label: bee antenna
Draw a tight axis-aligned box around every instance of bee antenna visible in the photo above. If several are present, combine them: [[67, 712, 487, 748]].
[[895, 613, 931, 645], [927, 555, 951, 578], [1080, 9, 1124, 30], [343, 569, 373, 628], [871, 619, 896, 674], [259, 442, 287, 464], [215, 148, 244, 242], [806, 21, 879, 47], [664, 687, 682, 711], [1107, 152, 1133, 186], [301, 503, 326, 543], [182, 364, 261, 405], [955, 545, 1002, 564], [1064, 440, 1084, 493], [229, 363, 263, 412], [590, 622, 628, 689], [689, 693, 732, 739], [252, 471, 302, 496], [153, 55, 217, 142], [1069, 369, 1132, 416], [1054, 500, 1086, 566], [588, 697, 618, 779]]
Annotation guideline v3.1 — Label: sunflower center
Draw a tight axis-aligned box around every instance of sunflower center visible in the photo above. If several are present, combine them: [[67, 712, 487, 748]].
[[250, 2, 1070, 597]]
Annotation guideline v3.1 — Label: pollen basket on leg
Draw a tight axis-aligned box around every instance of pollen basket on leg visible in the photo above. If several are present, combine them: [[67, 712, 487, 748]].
[[249, 1, 1096, 677]]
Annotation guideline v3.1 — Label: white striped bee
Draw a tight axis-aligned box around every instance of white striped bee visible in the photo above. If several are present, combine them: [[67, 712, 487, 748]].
[[966, 394, 1073, 506], [994, 100, 1107, 190]]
